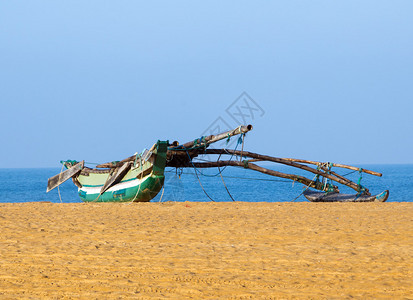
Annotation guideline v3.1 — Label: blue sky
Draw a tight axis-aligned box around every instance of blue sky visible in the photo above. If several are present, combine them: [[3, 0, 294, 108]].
[[1, 1, 412, 168]]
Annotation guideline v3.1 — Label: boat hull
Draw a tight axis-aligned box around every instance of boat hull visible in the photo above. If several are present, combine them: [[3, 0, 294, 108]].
[[303, 189, 389, 202], [79, 174, 164, 202], [74, 140, 168, 203]]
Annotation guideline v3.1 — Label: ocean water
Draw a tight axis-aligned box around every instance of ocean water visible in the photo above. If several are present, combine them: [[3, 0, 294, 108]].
[[0, 165, 412, 203]]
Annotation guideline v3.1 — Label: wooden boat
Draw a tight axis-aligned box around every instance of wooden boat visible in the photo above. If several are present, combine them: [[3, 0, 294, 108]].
[[46, 126, 252, 203], [47, 141, 168, 202], [303, 189, 389, 202], [47, 124, 389, 202]]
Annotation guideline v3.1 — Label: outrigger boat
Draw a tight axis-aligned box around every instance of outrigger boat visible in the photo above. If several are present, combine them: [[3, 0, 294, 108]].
[[303, 190, 389, 202], [47, 124, 389, 202], [47, 141, 168, 202]]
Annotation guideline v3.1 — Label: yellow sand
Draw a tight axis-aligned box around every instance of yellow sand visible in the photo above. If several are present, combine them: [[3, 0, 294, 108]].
[[0, 202, 412, 299]]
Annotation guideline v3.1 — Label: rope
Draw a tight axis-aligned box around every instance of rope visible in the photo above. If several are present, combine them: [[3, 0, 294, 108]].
[[355, 168, 367, 197], [217, 154, 236, 202], [243, 160, 249, 168], [239, 132, 245, 162], [165, 169, 291, 182], [321, 162, 335, 194], [290, 173, 319, 202], [127, 163, 145, 204], [341, 169, 358, 177], [325, 162, 340, 193], [91, 164, 114, 203], [188, 141, 241, 177], [314, 163, 321, 186], [186, 150, 215, 202], [57, 163, 64, 203], [220, 175, 290, 183], [357, 168, 363, 187], [158, 184, 165, 203]]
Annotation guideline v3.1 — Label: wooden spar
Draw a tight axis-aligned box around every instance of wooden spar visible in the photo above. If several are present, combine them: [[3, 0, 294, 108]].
[[96, 162, 122, 168], [204, 149, 368, 194], [97, 154, 136, 168], [96, 154, 138, 168], [47, 161, 84, 192], [207, 149, 365, 194], [205, 124, 253, 146], [276, 158, 381, 177], [177, 124, 253, 149], [191, 160, 339, 192], [99, 162, 132, 195]]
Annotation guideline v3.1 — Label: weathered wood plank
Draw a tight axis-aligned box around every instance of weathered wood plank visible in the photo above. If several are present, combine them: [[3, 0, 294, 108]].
[[96, 162, 124, 168], [46, 161, 84, 192], [99, 162, 132, 195]]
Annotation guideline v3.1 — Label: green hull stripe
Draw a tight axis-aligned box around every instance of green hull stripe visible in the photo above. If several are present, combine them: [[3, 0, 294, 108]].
[[79, 175, 165, 203]]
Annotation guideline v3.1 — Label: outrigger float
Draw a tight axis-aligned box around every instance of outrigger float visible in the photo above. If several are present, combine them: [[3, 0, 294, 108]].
[[47, 124, 389, 203]]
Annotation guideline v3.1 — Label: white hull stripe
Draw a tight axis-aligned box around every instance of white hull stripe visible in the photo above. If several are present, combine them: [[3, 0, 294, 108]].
[[79, 175, 150, 194]]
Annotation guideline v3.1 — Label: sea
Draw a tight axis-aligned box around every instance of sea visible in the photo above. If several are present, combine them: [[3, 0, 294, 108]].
[[0, 165, 412, 203]]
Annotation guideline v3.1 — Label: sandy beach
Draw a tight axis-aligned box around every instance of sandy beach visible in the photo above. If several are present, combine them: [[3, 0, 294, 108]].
[[0, 202, 411, 299]]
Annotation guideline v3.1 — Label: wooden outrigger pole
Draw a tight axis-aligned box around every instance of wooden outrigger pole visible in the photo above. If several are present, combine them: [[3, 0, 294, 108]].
[[166, 124, 385, 197], [46, 123, 388, 203], [276, 158, 382, 177], [203, 149, 368, 194], [191, 160, 339, 192], [173, 124, 253, 150]]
